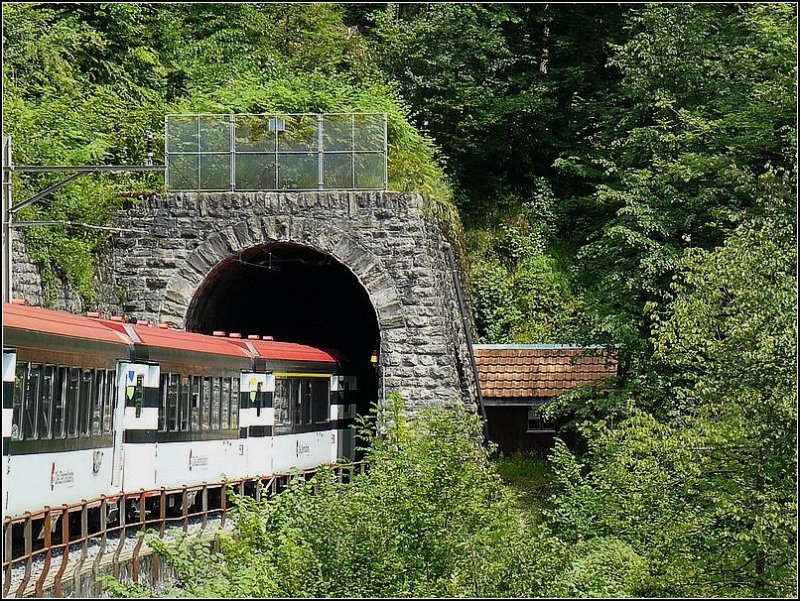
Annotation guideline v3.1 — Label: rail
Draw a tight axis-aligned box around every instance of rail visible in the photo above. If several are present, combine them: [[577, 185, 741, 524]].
[[1, 461, 366, 597]]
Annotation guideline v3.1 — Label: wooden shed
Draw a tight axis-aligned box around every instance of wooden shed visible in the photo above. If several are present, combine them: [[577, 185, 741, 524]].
[[474, 344, 617, 455]]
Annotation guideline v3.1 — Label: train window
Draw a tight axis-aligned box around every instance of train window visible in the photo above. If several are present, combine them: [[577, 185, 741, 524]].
[[92, 370, 105, 435], [168, 374, 180, 432], [312, 379, 329, 424], [102, 370, 114, 434], [274, 379, 290, 426], [302, 381, 312, 425], [292, 380, 303, 426], [200, 377, 212, 431], [221, 378, 231, 430], [190, 376, 201, 431], [22, 364, 41, 440], [65, 368, 81, 438], [159, 373, 178, 432], [178, 376, 189, 431], [79, 370, 93, 436], [12, 363, 27, 441], [38, 365, 61, 439], [230, 376, 240, 428], [51, 367, 66, 439], [210, 377, 221, 430], [158, 373, 167, 431]]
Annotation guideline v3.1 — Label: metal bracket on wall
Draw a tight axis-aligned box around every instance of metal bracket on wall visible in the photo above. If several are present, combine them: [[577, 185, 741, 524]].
[[4, 164, 165, 215], [1, 153, 165, 302]]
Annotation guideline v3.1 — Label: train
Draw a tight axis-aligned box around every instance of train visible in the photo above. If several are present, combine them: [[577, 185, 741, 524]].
[[2, 300, 360, 530]]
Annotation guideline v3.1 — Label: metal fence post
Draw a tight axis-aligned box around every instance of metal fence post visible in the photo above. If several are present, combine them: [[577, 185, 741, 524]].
[[351, 114, 356, 189], [317, 114, 324, 190], [229, 114, 236, 192], [383, 113, 389, 190], [163, 117, 169, 191], [274, 115, 280, 189]]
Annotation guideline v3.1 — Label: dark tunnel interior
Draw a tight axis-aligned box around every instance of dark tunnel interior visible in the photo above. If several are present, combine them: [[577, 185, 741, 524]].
[[185, 243, 381, 412]]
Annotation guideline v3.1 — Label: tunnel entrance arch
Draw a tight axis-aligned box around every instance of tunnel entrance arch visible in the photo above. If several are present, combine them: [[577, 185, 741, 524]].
[[159, 214, 409, 416], [97, 194, 479, 413], [185, 241, 380, 372]]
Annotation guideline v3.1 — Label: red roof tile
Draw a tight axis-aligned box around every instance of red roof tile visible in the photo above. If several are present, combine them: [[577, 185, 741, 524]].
[[474, 345, 617, 399]]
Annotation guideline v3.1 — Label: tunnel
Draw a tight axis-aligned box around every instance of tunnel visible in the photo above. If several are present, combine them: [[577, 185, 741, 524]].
[[184, 242, 381, 416]]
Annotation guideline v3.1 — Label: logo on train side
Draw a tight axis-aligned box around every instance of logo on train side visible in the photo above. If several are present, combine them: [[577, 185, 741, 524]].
[[50, 462, 75, 490], [188, 449, 208, 471], [249, 376, 258, 402], [296, 440, 310, 457], [92, 450, 104, 475], [126, 369, 136, 401]]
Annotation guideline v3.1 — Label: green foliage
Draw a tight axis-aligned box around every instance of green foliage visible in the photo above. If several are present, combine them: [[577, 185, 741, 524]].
[[548, 404, 796, 597], [537, 9, 796, 596], [546, 208, 797, 597], [494, 452, 555, 521], [549, 537, 649, 598], [495, 452, 554, 489], [467, 196, 580, 343], [562, 3, 797, 353], [653, 200, 797, 419], [469, 258, 522, 343], [536, 3, 797, 427], [369, 4, 629, 214], [2, 3, 451, 304]]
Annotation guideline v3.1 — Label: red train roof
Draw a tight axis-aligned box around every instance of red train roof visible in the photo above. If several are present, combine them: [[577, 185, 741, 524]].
[[231, 339, 338, 364], [3, 304, 339, 365], [100, 321, 336, 363], [100, 320, 253, 359], [2, 303, 132, 346]]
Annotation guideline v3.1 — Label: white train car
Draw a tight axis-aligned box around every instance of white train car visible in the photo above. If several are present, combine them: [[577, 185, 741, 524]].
[[2, 301, 358, 535], [2, 303, 132, 519]]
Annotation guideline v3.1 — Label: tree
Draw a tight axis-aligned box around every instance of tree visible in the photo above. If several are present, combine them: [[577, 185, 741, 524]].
[[561, 4, 796, 358], [548, 203, 797, 597], [370, 3, 628, 218]]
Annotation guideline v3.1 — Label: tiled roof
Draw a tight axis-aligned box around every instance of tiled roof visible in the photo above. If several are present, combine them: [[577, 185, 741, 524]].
[[474, 345, 617, 399]]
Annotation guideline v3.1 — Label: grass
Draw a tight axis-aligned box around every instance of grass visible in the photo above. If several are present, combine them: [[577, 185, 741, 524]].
[[494, 452, 555, 522]]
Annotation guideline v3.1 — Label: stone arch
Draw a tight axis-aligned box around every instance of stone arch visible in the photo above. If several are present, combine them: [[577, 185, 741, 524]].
[[159, 215, 407, 342], [96, 190, 478, 411]]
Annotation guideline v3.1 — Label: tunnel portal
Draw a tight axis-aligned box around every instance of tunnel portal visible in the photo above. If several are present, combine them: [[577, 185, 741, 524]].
[[185, 243, 380, 412], [82, 192, 480, 412]]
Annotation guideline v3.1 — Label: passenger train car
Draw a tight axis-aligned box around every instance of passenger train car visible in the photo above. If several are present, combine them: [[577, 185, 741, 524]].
[[2, 301, 358, 527]]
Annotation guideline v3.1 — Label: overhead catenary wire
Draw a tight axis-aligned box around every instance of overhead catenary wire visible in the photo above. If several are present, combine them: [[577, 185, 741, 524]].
[[10, 220, 149, 233]]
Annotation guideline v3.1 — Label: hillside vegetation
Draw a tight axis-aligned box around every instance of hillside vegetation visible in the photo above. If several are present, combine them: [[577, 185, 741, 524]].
[[3, 3, 797, 597], [2, 3, 449, 301]]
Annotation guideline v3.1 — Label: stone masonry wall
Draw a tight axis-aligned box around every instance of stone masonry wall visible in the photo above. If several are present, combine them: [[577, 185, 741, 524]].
[[86, 191, 479, 412], [10, 234, 86, 314]]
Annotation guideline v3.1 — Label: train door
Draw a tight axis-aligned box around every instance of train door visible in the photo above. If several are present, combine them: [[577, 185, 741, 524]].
[[240, 372, 274, 477], [110, 362, 160, 494], [110, 366, 125, 491], [2, 348, 16, 522], [330, 375, 357, 462]]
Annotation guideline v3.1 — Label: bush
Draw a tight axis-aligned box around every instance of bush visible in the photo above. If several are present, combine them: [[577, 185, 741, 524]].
[[107, 395, 572, 598]]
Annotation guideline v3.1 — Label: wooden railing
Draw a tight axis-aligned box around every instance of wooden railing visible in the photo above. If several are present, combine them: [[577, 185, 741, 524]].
[[2, 462, 366, 598]]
